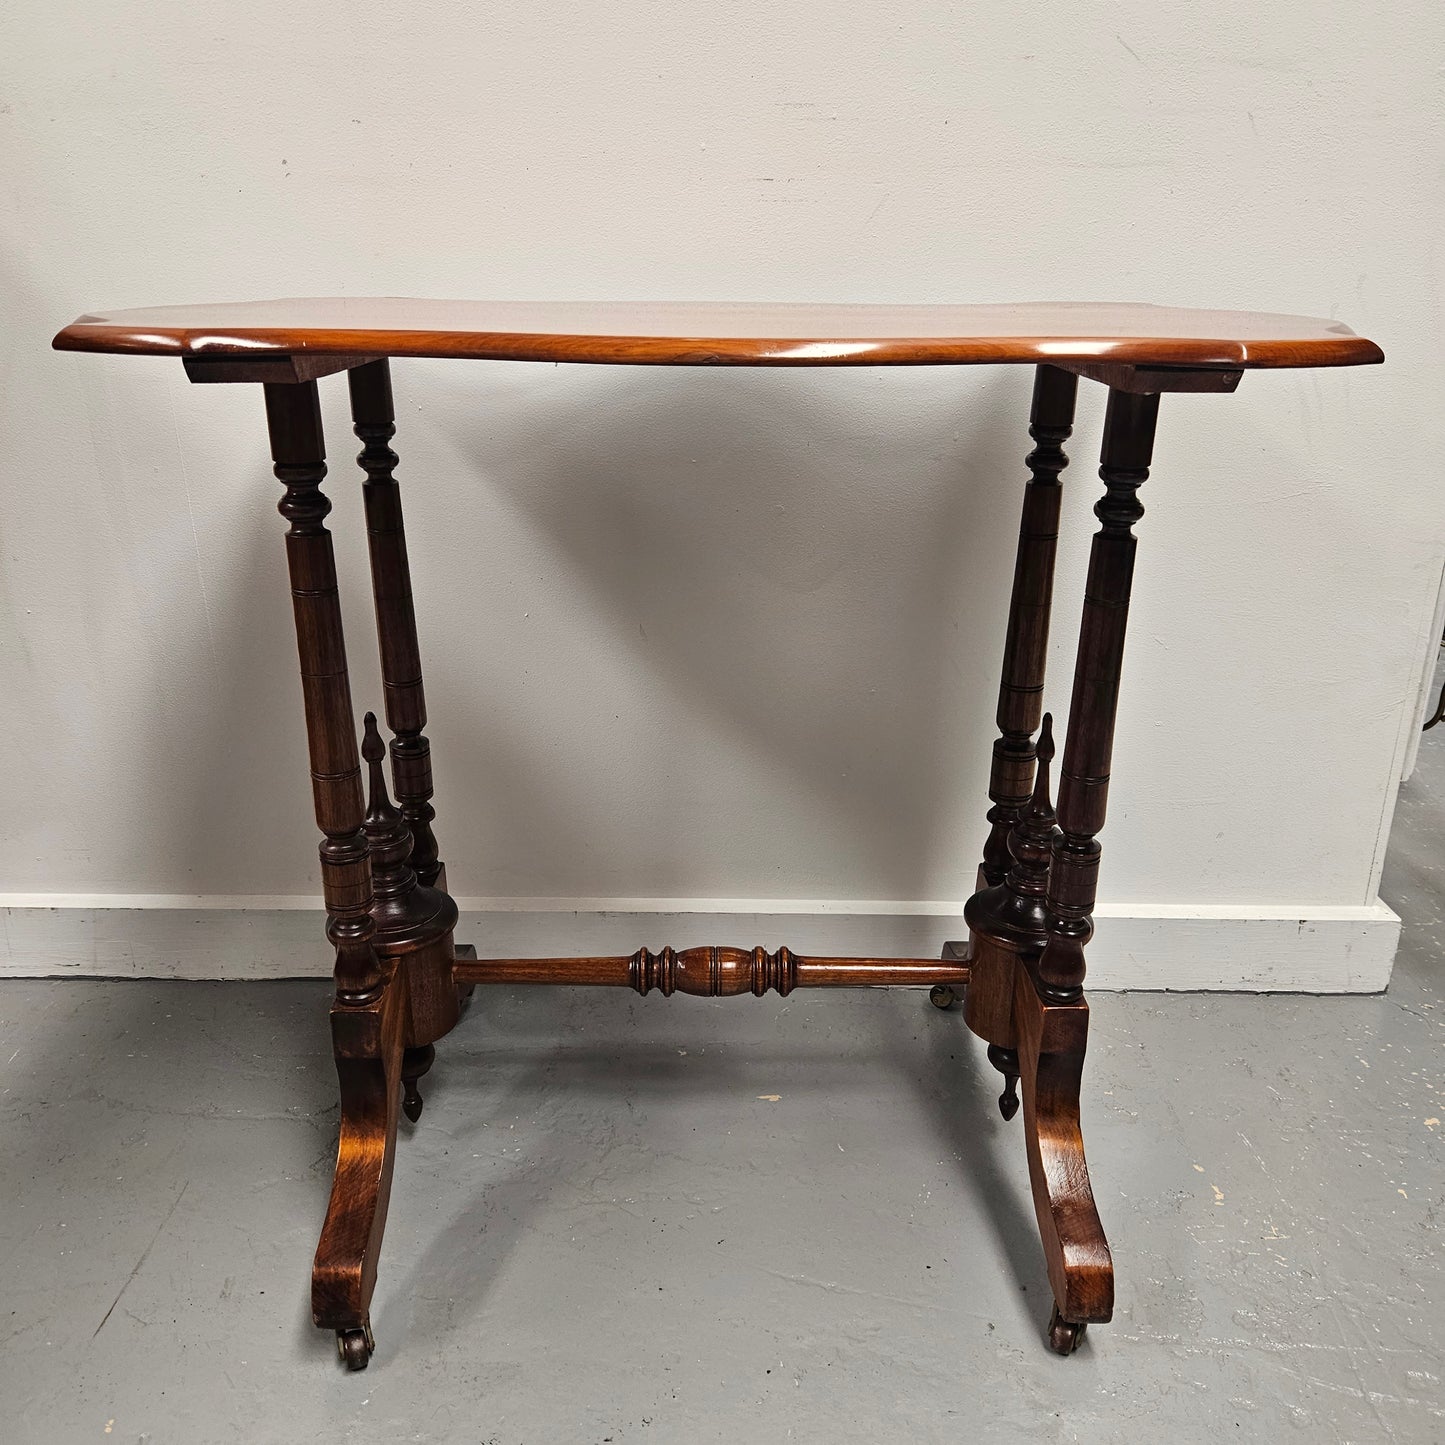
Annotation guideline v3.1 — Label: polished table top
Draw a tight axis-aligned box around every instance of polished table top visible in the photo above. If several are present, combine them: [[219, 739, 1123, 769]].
[[52, 298, 1382, 370], [47, 292, 1385, 1367]]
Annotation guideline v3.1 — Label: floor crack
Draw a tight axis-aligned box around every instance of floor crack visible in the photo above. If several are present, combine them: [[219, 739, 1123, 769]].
[[92, 1179, 189, 1339]]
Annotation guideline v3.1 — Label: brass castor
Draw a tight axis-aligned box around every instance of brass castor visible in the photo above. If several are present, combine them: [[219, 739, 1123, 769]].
[[929, 983, 957, 1010], [1047, 1303, 1087, 1356], [336, 1321, 375, 1371]]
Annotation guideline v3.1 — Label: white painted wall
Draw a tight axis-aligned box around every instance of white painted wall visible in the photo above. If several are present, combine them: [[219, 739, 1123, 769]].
[[2, 1, 1441, 987]]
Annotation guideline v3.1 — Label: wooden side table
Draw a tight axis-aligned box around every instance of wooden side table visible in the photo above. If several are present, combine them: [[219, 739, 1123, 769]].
[[53, 299, 1382, 1367]]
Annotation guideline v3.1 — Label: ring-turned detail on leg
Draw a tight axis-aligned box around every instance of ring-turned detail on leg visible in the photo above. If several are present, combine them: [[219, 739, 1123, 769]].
[[350, 360, 444, 890], [974, 711, 1060, 1122], [978, 365, 1077, 892], [1022, 386, 1159, 1352], [350, 361, 468, 1060], [954, 365, 1077, 1105], [360, 709, 457, 1124], [265, 379, 400, 1370], [1035, 388, 1158, 1005]]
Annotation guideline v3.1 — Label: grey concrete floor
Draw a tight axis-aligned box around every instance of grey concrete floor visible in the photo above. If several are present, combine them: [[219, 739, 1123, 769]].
[[2, 768, 1442, 1445]]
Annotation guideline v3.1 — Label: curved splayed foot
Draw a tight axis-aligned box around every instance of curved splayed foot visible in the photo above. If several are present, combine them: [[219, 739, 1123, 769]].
[[1015, 969, 1113, 1348], [312, 975, 405, 1365]]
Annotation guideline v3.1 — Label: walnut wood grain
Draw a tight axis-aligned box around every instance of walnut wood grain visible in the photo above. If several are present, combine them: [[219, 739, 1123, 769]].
[[265, 381, 383, 1006], [1013, 964, 1113, 1339], [349, 361, 444, 890], [962, 369, 1073, 1123], [53, 289, 1386, 1368], [968, 714, 1064, 1121], [453, 949, 969, 995], [349, 364, 464, 1074], [359, 711, 460, 1056], [979, 366, 1075, 891], [53, 297, 1382, 370], [1036, 389, 1158, 1004], [184, 353, 371, 384], [311, 967, 405, 1340]]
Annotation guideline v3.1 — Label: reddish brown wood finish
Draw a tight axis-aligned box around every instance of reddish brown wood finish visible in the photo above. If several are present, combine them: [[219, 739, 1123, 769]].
[[360, 710, 459, 1112], [185, 353, 370, 385], [969, 714, 1064, 1121], [1013, 967, 1113, 1336], [963, 708, 1112, 1349], [361, 711, 422, 927], [349, 361, 444, 889], [55, 296, 1384, 1368], [350, 362, 464, 1127], [311, 968, 406, 1349], [980, 367, 1076, 890], [1037, 390, 1158, 1004], [52, 297, 1382, 370], [265, 382, 383, 1007], [400, 1044, 436, 1126], [965, 368, 1074, 1128], [452, 949, 969, 995], [266, 382, 407, 1370], [960, 387, 1160, 1350], [1056, 361, 1243, 395]]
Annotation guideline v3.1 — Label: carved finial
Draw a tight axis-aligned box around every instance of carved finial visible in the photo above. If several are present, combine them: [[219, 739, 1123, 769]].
[[987, 708, 1052, 1125], [401, 1044, 434, 1124], [1033, 713, 1055, 809], [988, 1043, 1021, 1122], [1004, 713, 1058, 899], [363, 709, 445, 1120], [363, 711, 403, 834], [362, 711, 382, 757], [363, 709, 417, 906]]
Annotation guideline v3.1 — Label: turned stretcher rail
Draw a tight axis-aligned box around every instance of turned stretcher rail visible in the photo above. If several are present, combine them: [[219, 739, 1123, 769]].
[[452, 946, 970, 997]]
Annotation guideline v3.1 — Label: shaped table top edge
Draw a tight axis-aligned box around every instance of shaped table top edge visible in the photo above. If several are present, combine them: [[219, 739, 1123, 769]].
[[51, 299, 1385, 371]]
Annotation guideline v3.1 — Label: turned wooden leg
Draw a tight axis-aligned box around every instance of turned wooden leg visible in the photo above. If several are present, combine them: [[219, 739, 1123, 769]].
[[350, 360, 444, 888], [350, 361, 466, 1054], [1022, 385, 1160, 1352], [1037, 388, 1158, 1004], [978, 365, 1077, 891], [269, 380, 386, 1009], [969, 711, 1061, 1124], [267, 379, 400, 1370], [955, 366, 1077, 1108]]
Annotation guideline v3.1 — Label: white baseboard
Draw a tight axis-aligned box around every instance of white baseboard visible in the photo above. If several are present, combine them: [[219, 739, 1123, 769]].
[[0, 895, 1400, 992]]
